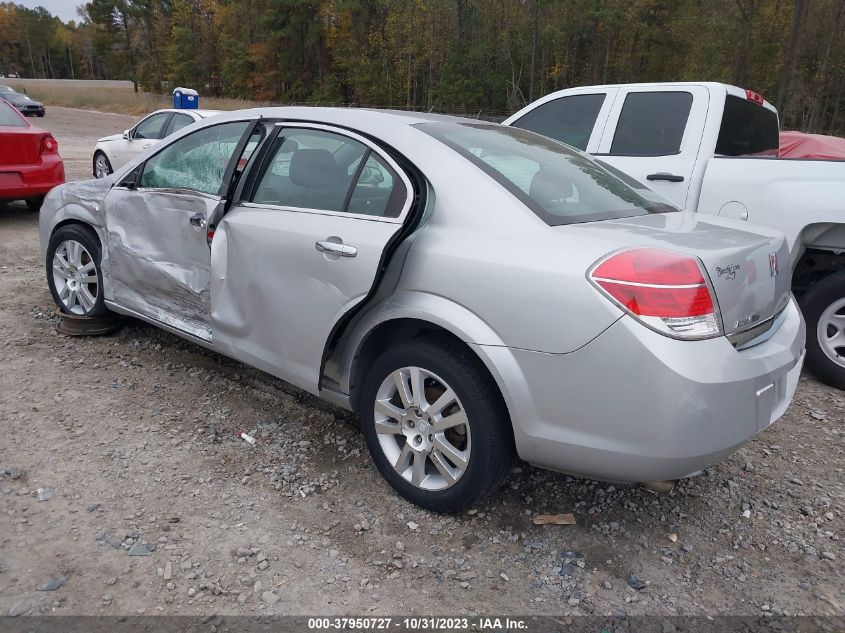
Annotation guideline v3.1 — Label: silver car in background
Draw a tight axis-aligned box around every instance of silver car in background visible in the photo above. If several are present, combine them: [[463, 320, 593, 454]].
[[39, 108, 805, 512]]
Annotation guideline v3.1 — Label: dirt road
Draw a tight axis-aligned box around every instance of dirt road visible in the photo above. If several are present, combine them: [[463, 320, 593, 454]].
[[0, 107, 843, 618]]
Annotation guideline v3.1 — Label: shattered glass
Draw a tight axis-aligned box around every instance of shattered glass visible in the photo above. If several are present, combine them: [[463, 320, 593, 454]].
[[139, 122, 249, 195]]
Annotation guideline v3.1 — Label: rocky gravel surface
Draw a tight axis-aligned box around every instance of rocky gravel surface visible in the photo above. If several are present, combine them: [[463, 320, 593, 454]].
[[0, 107, 843, 618]]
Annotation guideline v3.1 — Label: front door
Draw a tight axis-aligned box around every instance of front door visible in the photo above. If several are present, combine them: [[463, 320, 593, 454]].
[[211, 124, 414, 392], [104, 119, 255, 340]]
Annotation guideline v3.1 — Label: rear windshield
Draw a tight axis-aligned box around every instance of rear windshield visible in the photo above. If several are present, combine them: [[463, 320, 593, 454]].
[[716, 95, 779, 156], [0, 99, 25, 127], [418, 122, 677, 226]]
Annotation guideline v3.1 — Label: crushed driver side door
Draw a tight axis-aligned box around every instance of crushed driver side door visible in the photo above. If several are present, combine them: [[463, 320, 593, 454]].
[[103, 119, 258, 341]]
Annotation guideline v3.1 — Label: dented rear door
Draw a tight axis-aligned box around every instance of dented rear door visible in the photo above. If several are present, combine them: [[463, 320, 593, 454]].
[[210, 123, 414, 393], [104, 120, 256, 341]]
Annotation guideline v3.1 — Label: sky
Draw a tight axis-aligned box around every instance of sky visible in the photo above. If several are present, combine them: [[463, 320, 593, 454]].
[[15, 0, 83, 23]]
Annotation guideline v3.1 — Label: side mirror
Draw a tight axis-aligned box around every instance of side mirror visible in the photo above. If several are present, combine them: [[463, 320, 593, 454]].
[[117, 165, 141, 189], [122, 129, 131, 140]]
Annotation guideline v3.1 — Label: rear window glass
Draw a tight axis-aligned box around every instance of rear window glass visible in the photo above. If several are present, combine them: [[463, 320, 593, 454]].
[[418, 122, 677, 226], [510, 93, 605, 150], [0, 100, 25, 127], [610, 92, 693, 156], [716, 95, 779, 156]]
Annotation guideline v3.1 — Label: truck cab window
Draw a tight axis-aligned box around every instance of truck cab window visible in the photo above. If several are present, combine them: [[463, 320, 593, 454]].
[[715, 96, 779, 157], [511, 94, 606, 150], [610, 92, 693, 156]]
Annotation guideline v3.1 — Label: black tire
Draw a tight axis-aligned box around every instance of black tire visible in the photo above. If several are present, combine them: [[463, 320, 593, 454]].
[[800, 270, 845, 390], [26, 196, 44, 211], [37, 112, 44, 117], [359, 336, 514, 512], [93, 151, 113, 179], [46, 224, 108, 318]]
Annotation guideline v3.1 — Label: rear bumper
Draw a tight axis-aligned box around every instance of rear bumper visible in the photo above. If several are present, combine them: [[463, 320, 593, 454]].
[[477, 297, 805, 483], [0, 156, 65, 201]]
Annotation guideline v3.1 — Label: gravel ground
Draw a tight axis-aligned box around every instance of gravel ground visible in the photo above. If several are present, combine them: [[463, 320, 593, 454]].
[[0, 107, 843, 618]]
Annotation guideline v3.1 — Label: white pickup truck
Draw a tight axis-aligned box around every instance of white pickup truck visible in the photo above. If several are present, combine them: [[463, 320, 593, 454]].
[[505, 82, 845, 389]]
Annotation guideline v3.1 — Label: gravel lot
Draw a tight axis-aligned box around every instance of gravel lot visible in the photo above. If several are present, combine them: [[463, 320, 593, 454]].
[[0, 107, 843, 618]]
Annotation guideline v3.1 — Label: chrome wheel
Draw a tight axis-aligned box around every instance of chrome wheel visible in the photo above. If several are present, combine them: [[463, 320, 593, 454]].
[[818, 297, 845, 367], [373, 367, 471, 491], [94, 153, 111, 178], [52, 240, 99, 315]]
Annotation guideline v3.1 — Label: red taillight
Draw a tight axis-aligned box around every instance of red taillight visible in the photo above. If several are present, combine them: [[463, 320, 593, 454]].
[[590, 247, 722, 339], [41, 135, 58, 155], [745, 89, 764, 105]]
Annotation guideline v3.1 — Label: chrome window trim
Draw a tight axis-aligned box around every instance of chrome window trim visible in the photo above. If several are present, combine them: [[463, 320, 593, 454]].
[[237, 200, 394, 223], [241, 121, 413, 223], [133, 187, 223, 202]]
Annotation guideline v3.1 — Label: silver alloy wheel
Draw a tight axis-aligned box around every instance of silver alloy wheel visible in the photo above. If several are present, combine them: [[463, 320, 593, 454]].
[[52, 240, 99, 315], [94, 154, 110, 178], [818, 297, 845, 367], [373, 366, 471, 491]]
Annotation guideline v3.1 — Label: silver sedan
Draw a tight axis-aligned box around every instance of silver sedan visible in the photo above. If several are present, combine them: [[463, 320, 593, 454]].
[[39, 108, 805, 511]]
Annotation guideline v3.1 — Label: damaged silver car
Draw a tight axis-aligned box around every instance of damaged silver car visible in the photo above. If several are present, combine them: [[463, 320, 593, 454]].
[[40, 108, 805, 512]]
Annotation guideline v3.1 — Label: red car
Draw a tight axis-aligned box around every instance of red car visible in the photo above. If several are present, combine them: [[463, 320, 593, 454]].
[[0, 96, 64, 210]]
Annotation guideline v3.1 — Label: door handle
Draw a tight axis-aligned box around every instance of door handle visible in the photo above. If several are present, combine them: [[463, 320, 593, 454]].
[[315, 240, 357, 257], [142, 143, 152, 149], [646, 172, 685, 182], [189, 214, 207, 228]]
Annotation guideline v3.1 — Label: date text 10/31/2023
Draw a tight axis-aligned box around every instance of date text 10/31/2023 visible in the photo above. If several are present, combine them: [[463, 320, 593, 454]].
[[306, 617, 529, 630]]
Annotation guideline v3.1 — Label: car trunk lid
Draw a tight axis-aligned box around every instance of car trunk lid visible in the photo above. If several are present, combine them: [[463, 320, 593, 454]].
[[0, 127, 43, 166], [565, 211, 792, 337]]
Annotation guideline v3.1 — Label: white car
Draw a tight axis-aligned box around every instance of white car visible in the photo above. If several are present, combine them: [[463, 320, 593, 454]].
[[92, 108, 220, 178]]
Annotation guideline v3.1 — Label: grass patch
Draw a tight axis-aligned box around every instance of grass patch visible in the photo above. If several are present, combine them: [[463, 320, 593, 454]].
[[3, 79, 259, 115]]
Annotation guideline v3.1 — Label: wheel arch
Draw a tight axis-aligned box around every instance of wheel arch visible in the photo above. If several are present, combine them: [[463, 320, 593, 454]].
[[330, 293, 517, 429], [793, 243, 845, 297], [345, 316, 518, 448], [49, 217, 104, 252]]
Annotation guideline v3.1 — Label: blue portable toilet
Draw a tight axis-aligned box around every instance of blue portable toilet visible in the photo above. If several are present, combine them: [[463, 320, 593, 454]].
[[172, 87, 199, 109]]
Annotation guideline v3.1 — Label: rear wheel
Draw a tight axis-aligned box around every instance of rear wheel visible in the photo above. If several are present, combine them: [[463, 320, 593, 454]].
[[46, 224, 108, 317], [360, 337, 514, 512], [93, 152, 112, 179], [801, 271, 845, 389]]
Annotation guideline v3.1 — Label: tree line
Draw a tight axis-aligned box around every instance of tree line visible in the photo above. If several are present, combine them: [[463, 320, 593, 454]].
[[1, 0, 843, 133]]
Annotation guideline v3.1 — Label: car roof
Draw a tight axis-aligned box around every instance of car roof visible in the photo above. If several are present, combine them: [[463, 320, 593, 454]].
[[207, 106, 481, 127]]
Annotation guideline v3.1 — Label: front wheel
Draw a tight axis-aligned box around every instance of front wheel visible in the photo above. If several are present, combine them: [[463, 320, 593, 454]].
[[360, 337, 514, 512], [93, 152, 112, 179], [46, 224, 108, 317], [801, 271, 845, 389]]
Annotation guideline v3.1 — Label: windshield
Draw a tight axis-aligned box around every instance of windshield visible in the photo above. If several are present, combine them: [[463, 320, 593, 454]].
[[418, 122, 677, 226]]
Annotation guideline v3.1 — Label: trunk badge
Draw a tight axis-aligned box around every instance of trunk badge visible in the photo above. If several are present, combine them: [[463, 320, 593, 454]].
[[769, 252, 778, 277]]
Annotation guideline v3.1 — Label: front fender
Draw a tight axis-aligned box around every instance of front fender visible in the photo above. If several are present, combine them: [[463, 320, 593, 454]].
[[39, 179, 113, 295]]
